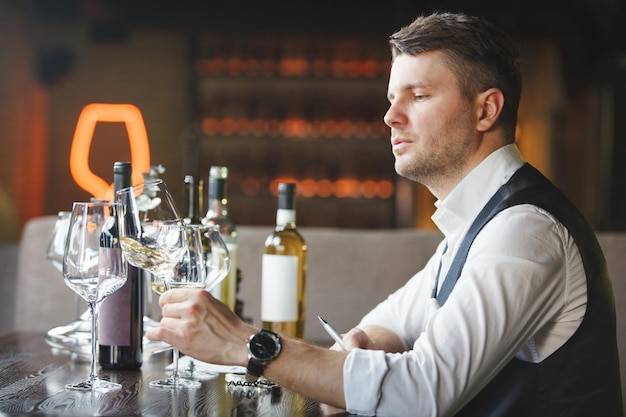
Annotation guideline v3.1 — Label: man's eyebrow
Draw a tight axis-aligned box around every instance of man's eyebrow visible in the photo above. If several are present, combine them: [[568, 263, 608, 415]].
[[388, 81, 430, 98], [402, 81, 430, 90]]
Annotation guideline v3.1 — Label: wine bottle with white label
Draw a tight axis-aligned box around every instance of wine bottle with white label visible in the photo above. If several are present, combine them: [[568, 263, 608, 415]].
[[261, 182, 308, 339]]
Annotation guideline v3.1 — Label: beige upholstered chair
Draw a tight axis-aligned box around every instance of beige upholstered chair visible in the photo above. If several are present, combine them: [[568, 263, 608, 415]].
[[14, 215, 79, 332]]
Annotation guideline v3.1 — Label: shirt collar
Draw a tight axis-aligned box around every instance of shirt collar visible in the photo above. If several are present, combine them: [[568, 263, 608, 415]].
[[432, 144, 525, 239]]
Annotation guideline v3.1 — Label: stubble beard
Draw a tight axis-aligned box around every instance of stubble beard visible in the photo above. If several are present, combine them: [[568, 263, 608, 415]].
[[394, 118, 474, 190]]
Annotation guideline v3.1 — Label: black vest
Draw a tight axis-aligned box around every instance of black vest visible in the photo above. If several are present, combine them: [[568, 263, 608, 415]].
[[435, 164, 622, 417]]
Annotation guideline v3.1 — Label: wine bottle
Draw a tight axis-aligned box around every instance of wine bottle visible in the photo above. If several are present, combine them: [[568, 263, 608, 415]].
[[183, 175, 204, 225], [202, 166, 239, 311], [99, 161, 143, 370], [261, 182, 308, 339]]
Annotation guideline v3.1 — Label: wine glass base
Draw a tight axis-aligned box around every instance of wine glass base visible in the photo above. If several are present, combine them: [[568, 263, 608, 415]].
[[149, 377, 201, 390], [65, 377, 122, 392], [176, 357, 219, 381], [177, 368, 219, 381]]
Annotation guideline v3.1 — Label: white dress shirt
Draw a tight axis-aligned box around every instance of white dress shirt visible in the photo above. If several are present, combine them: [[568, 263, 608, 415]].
[[343, 144, 587, 417]]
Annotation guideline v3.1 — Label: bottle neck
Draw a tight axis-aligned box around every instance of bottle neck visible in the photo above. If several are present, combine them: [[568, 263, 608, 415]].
[[184, 178, 203, 224], [113, 162, 132, 194], [276, 208, 296, 228]]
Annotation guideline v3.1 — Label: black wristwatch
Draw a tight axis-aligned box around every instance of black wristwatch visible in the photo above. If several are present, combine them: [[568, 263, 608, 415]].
[[245, 329, 281, 382]]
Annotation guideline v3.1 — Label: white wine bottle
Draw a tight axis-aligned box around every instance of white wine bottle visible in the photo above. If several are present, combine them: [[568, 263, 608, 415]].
[[202, 166, 239, 311], [262, 182, 308, 339]]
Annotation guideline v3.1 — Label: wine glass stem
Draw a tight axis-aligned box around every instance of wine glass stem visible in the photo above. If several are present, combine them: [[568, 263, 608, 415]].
[[171, 347, 181, 382], [89, 302, 98, 382]]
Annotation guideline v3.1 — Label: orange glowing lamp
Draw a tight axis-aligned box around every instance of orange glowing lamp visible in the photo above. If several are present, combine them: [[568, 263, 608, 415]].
[[69, 103, 151, 201]]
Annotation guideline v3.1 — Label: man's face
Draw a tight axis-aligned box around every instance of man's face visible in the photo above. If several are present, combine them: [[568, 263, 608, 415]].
[[384, 51, 479, 191]]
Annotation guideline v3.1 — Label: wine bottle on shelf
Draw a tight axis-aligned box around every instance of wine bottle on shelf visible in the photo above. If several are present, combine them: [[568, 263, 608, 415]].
[[202, 166, 239, 312], [261, 182, 308, 339], [99, 161, 143, 370], [183, 175, 204, 225]]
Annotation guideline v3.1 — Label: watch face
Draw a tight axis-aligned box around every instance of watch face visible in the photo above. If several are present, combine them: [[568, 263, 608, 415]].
[[248, 331, 281, 361]]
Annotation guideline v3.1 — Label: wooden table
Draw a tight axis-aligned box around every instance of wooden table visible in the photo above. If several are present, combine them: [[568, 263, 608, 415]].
[[0, 332, 328, 416]]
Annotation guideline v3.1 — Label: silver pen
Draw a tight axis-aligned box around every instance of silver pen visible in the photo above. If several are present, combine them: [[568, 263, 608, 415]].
[[317, 316, 345, 350]]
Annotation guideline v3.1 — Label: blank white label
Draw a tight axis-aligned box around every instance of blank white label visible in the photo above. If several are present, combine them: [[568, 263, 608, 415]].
[[262, 254, 298, 322]]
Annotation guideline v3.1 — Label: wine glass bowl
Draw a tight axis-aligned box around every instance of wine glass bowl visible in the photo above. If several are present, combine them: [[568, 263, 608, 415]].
[[119, 220, 187, 279], [61, 201, 127, 392], [198, 224, 231, 292], [46, 211, 71, 271], [121, 179, 182, 228]]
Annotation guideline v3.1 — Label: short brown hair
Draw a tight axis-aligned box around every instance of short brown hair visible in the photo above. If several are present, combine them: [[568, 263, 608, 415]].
[[390, 12, 522, 142]]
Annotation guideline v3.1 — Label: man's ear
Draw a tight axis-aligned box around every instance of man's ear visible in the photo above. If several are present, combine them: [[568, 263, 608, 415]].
[[476, 88, 504, 132]]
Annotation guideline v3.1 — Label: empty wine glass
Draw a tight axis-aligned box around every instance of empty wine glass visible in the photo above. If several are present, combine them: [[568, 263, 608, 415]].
[[147, 223, 207, 389], [46, 211, 71, 271], [178, 224, 231, 380], [44, 211, 92, 359], [62, 201, 127, 391]]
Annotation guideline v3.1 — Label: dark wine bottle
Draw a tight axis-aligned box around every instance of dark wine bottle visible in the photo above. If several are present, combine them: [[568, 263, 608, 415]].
[[99, 161, 143, 369]]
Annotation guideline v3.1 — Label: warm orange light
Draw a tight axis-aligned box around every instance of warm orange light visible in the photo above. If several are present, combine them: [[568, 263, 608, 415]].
[[261, 177, 395, 199], [69, 103, 151, 201]]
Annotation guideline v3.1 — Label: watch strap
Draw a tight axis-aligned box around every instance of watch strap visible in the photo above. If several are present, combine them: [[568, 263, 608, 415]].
[[245, 358, 265, 382]]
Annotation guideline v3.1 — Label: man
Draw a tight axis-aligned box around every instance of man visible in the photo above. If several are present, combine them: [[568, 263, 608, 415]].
[[147, 12, 622, 416]]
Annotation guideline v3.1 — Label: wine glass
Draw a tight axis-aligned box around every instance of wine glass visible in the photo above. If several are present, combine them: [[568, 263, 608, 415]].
[[46, 211, 71, 271], [62, 201, 127, 391], [147, 223, 207, 389], [44, 211, 92, 359], [179, 224, 231, 380], [117, 179, 229, 389]]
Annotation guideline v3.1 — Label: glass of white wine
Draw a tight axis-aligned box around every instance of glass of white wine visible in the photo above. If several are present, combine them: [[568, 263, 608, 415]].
[[117, 180, 229, 389], [62, 201, 127, 391]]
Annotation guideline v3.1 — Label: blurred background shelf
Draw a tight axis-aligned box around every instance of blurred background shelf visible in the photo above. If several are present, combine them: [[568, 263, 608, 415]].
[[186, 34, 403, 228]]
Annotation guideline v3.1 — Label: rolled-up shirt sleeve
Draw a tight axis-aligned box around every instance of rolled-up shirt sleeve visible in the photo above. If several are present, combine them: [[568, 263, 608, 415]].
[[343, 348, 388, 415], [344, 299, 443, 417]]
